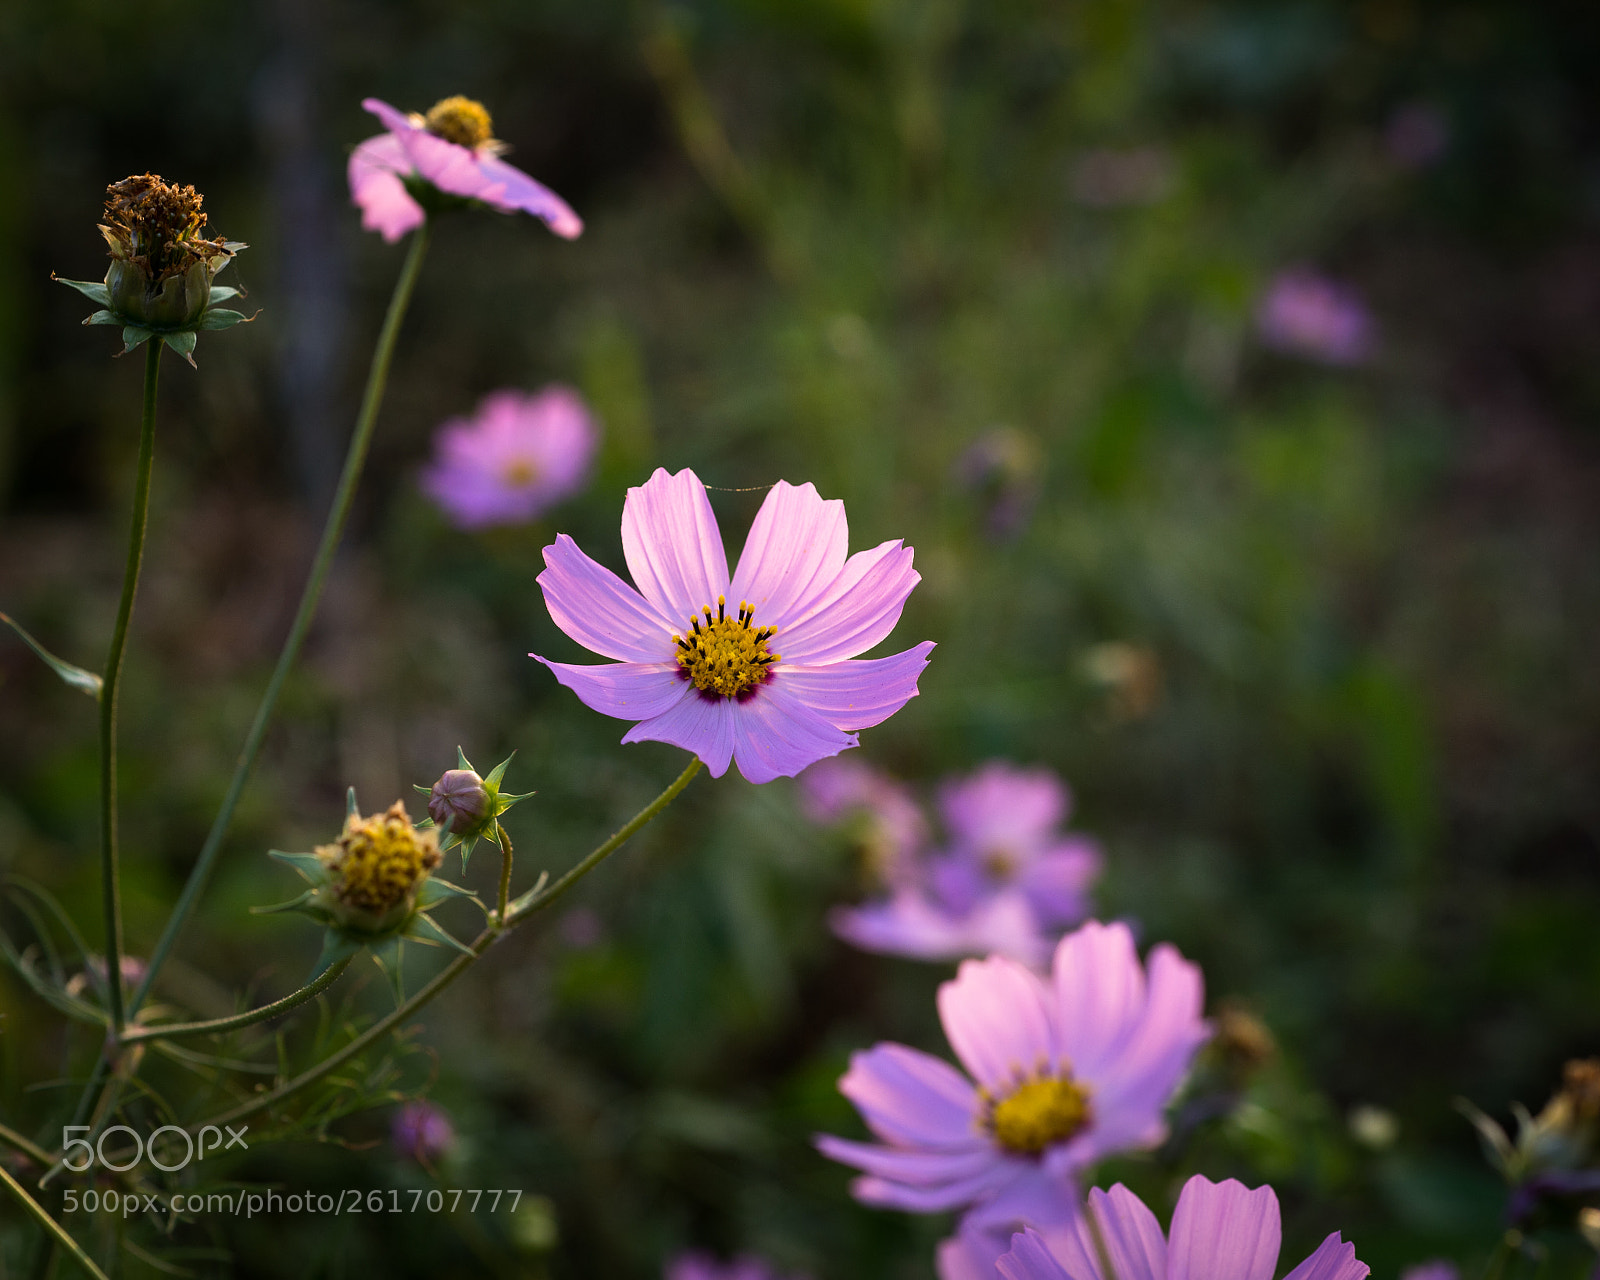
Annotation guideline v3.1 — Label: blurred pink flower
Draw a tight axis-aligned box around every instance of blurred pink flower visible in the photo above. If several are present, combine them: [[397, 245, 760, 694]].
[[799, 757, 928, 888], [349, 96, 582, 242], [817, 922, 1208, 1249], [996, 1176, 1367, 1280], [533, 468, 934, 784], [392, 1100, 456, 1164], [830, 762, 1100, 967], [1399, 1265, 1458, 1280], [1256, 270, 1373, 365], [421, 386, 599, 530]]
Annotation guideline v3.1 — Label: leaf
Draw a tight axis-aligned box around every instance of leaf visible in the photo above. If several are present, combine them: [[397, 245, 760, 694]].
[[456, 745, 473, 771], [267, 850, 326, 883], [208, 286, 240, 303], [83, 310, 120, 327], [415, 878, 477, 908], [309, 931, 362, 983], [401, 913, 475, 956], [346, 787, 360, 820], [502, 871, 551, 924], [248, 889, 318, 917], [0, 611, 102, 697], [198, 308, 253, 331], [369, 937, 405, 1004], [163, 330, 197, 367], [54, 276, 110, 306], [484, 751, 515, 789], [121, 325, 154, 354]]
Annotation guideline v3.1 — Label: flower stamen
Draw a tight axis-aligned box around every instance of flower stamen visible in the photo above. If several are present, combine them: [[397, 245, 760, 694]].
[[317, 800, 441, 918], [673, 595, 780, 700], [424, 96, 495, 149], [982, 1070, 1093, 1156]]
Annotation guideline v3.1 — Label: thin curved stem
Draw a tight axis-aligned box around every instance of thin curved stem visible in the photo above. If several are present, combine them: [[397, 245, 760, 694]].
[[494, 825, 513, 924], [130, 225, 432, 1021], [97, 338, 162, 1035], [195, 758, 702, 1131], [0, 1120, 51, 1166], [122, 958, 352, 1044], [0, 1161, 108, 1280]]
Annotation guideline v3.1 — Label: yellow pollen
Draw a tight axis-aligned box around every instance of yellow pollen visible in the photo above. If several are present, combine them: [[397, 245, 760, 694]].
[[982, 848, 1019, 881], [318, 800, 441, 916], [673, 595, 780, 699], [984, 1074, 1093, 1156], [501, 457, 539, 487], [424, 96, 494, 149]]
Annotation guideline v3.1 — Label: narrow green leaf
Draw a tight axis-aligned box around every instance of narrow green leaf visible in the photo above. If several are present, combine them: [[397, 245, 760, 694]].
[[412, 783, 432, 799], [164, 330, 198, 366], [54, 276, 110, 306], [248, 889, 317, 916], [346, 787, 359, 819], [121, 325, 154, 353], [198, 308, 251, 331], [503, 871, 552, 924], [0, 611, 102, 698], [415, 877, 477, 908], [309, 931, 362, 983], [369, 937, 405, 1004], [402, 913, 475, 956], [267, 850, 326, 883], [456, 745, 472, 771], [83, 309, 120, 327]]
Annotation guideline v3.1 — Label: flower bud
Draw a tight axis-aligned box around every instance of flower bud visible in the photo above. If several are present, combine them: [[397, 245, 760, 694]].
[[428, 768, 493, 838], [316, 800, 441, 933], [98, 174, 240, 329]]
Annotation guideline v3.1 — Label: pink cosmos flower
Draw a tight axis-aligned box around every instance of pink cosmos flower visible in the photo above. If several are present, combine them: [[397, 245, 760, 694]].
[[816, 921, 1208, 1252], [1256, 270, 1372, 366], [799, 757, 928, 888], [996, 1176, 1368, 1280], [391, 1100, 456, 1164], [533, 468, 934, 784], [421, 386, 598, 530], [349, 96, 582, 242], [831, 762, 1100, 968], [666, 1252, 805, 1280]]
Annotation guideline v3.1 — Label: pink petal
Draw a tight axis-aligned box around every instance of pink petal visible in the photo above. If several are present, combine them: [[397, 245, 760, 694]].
[[1020, 842, 1101, 928], [473, 151, 584, 238], [774, 642, 934, 730], [1090, 943, 1207, 1126], [363, 97, 416, 135], [1052, 921, 1147, 1081], [836, 1043, 983, 1149], [1081, 1185, 1168, 1280], [726, 680, 858, 784], [348, 133, 425, 242], [943, 1230, 1018, 1280], [938, 955, 1061, 1092], [842, 1161, 1022, 1213], [811, 1140, 999, 1186], [621, 468, 730, 623], [538, 533, 676, 661], [532, 658, 685, 722], [727, 481, 849, 630], [774, 540, 919, 664], [1168, 1177, 1280, 1280], [621, 687, 736, 777], [941, 764, 1069, 853], [997, 1230, 1073, 1280], [1282, 1234, 1369, 1280]]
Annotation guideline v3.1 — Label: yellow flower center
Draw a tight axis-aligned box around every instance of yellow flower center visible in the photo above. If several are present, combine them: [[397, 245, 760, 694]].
[[982, 847, 1019, 881], [424, 96, 495, 149], [674, 596, 780, 700], [319, 800, 441, 916], [984, 1073, 1093, 1156], [500, 457, 539, 488]]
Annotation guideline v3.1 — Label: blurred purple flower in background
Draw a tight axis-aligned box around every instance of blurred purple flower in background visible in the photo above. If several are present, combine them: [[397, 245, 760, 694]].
[[421, 386, 599, 530], [995, 1176, 1368, 1280], [392, 1100, 456, 1164], [534, 468, 934, 783], [817, 921, 1208, 1274], [349, 96, 583, 242], [799, 757, 928, 888], [1399, 1263, 1458, 1280], [828, 762, 1100, 967], [1256, 270, 1373, 366], [666, 1252, 805, 1280]]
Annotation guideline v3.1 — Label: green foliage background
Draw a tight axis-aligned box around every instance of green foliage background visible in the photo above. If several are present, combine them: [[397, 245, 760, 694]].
[[2, 0, 1599, 1275]]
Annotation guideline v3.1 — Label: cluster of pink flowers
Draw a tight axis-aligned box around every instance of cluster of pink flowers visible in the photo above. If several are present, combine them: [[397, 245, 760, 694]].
[[809, 759, 1100, 968]]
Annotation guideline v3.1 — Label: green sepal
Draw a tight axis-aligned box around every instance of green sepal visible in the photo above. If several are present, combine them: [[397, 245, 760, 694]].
[[84, 310, 120, 327], [121, 325, 155, 354], [457, 746, 473, 771], [249, 888, 319, 917], [208, 286, 240, 304], [346, 787, 360, 820], [483, 752, 514, 789], [402, 912, 475, 956], [267, 849, 328, 884], [55, 277, 110, 307], [502, 871, 551, 925], [0, 611, 102, 698], [415, 878, 476, 908], [164, 330, 198, 367], [370, 936, 405, 1004], [309, 930, 362, 983], [412, 783, 432, 800], [198, 308, 252, 331]]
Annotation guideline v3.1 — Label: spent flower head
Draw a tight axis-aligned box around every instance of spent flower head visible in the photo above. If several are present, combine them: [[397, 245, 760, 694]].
[[258, 793, 479, 1001], [350, 95, 582, 242], [56, 173, 251, 365]]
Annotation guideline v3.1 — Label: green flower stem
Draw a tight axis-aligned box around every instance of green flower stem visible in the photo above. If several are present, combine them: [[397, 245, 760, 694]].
[[129, 225, 433, 1022], [121, 957, 352, 1045], [97, 338, 162, 1036], [494, 825, 514, 925], [0, 1161, 109, 1280], [195, 758, 702, 1132], [0, 1120, 51, 1166]]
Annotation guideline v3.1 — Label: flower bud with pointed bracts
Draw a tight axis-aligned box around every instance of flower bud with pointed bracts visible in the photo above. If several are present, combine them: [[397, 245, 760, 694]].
[[428, 769, 492, 838]]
